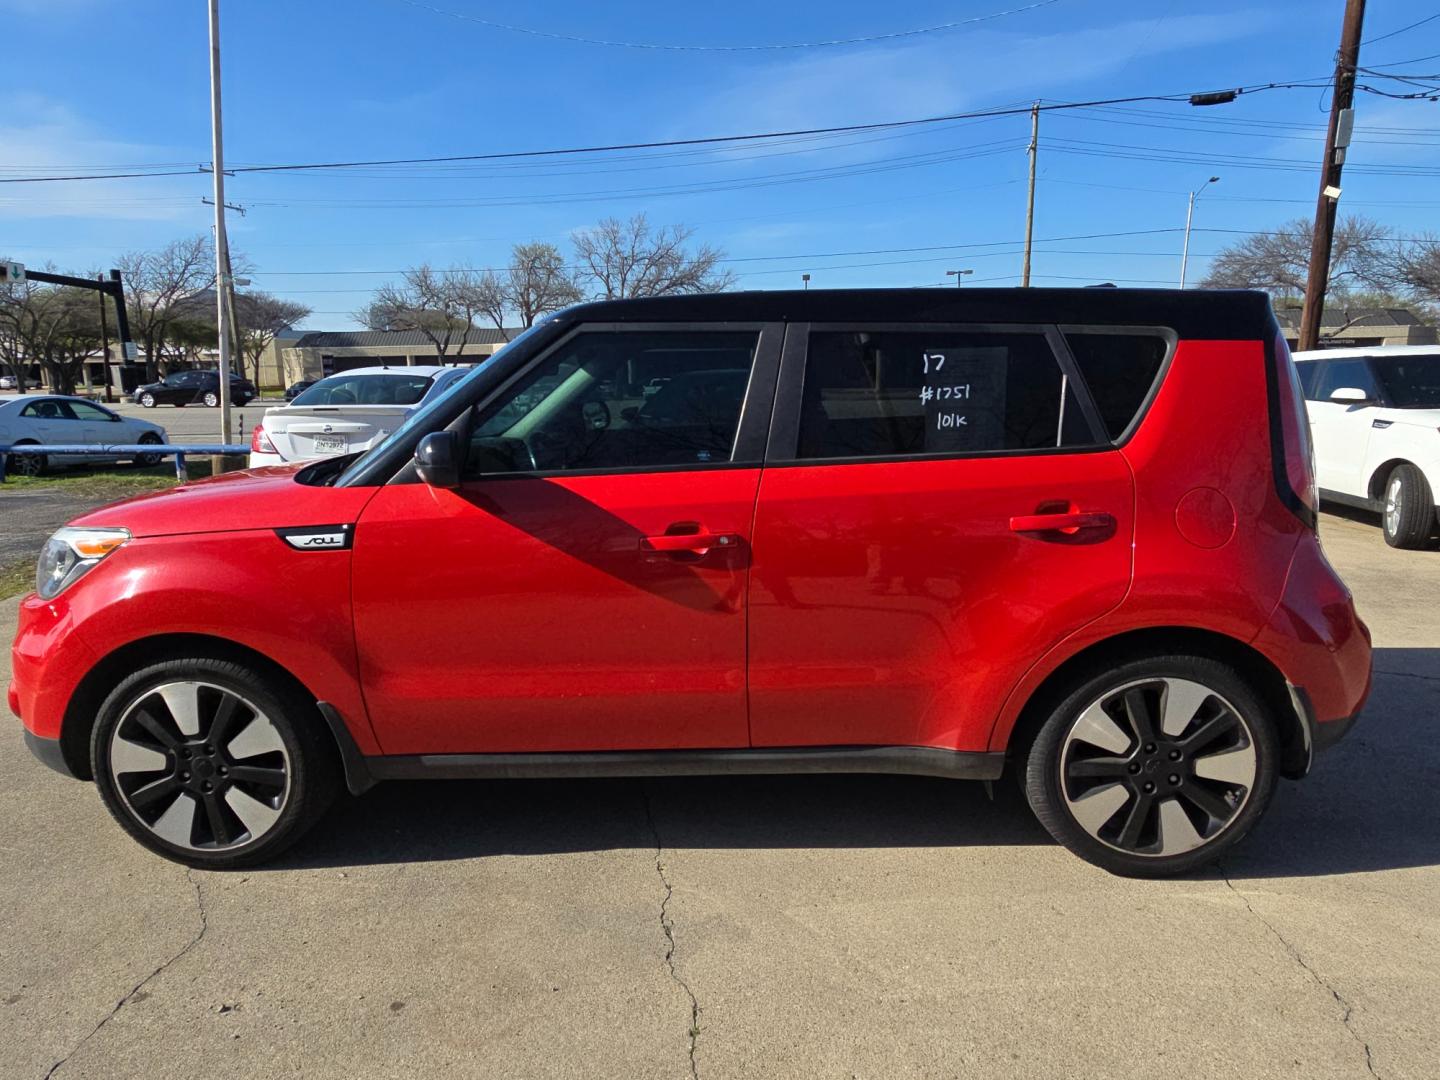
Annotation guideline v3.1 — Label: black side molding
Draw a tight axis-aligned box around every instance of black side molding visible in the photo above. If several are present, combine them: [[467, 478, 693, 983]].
[[24, 729, 79, 780], [364, 745, 1006, 784]]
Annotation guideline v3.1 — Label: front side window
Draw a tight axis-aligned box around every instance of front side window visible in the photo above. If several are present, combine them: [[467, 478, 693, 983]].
[[1369, 355, 1440, 408], [68, 401, 118, 422], [1313, 358, 1378, 401], [796, 329, 1092, 460], [292, 372, 435, 407], [466, 329, 759, 476]]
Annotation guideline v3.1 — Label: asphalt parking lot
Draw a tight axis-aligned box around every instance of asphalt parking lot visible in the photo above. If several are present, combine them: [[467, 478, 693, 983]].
[[1, 510, 1436, 1080], [100, 400, 280, 447]]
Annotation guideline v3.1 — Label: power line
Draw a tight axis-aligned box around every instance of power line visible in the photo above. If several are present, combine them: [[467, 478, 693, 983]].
[[1359, 11, 1440, 46], [0, 82, 1338, 184], [392, 0, 1066, 51]]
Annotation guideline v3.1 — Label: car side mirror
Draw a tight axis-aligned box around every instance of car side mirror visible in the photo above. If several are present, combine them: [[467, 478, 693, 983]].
[[1329, 386, 1372, 404], [414, 431, 460, 489]]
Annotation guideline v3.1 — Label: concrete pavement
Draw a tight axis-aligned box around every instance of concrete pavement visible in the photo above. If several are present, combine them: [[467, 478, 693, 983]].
[[1, 511, 1436, 1079]]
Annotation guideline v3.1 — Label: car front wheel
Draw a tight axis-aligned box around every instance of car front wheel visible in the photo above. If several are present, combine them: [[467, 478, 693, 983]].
[[139, 392, 156, 408], [92, 658, 338, 868], [1024, 656, 1277, 877], [1382, 463, 1436, 549]]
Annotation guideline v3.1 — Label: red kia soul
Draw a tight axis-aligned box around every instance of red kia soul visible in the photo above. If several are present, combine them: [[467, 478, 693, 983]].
[[9, 289, 1371, 875]]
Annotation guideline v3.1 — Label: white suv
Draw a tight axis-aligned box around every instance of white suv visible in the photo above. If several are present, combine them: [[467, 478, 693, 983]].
[[1294, 345, 1440, 548]]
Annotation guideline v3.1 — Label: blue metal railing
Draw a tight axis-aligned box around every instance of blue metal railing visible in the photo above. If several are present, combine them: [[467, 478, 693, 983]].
[[0, 443, 250, 483]]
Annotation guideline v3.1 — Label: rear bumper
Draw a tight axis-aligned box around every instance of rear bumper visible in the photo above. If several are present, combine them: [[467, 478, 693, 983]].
[[23, 729, 77, 779], [1255, 535, 1373, 776]]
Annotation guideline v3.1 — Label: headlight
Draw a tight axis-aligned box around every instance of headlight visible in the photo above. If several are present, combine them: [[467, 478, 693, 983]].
[[35, 527, 130, 600]]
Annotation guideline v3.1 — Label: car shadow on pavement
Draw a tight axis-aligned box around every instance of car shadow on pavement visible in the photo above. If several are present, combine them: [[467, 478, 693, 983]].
[[277, 647, 1439, 877]]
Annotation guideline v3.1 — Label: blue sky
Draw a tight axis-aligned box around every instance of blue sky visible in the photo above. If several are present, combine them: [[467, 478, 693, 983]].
[[3, 0, 1439, 328]]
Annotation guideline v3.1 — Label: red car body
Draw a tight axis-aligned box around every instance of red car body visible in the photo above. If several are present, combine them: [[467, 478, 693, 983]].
[[9, 289, 1371, 869]]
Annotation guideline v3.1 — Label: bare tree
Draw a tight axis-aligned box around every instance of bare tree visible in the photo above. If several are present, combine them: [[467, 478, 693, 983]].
[[359, 265, 477, 361], [0, 272, 102, 395], [1200, 216, 1389, 299], [116, 235, 216, 380], [1391, 234, 1440, 306], [572, 215, 735, 300], [233, 291, 311, 387], [506, 242, 583, 327]]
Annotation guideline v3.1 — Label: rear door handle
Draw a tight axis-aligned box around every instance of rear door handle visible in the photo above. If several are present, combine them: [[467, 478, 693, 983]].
[[641, 530, 739, 554], [1009, 511, 1116, 535]]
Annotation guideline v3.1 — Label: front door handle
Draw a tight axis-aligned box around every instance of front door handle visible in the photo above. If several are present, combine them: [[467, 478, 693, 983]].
[[1009, 510, 1116, 535], [641, 530, 739, 555]]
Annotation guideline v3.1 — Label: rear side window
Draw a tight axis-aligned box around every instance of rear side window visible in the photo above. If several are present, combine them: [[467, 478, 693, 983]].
[[1063, 331, 1169, 441], [796, 329, 1092, 460]]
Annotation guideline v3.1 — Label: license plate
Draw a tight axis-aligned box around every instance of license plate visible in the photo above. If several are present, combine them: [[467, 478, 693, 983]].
[[313, 434, 347, 454]]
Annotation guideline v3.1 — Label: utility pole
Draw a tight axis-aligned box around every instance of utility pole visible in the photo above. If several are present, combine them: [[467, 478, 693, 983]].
[[208, 0, 235, 446], [1298, 0, 1366, 352], [1021, 102, 1039, 287], [96, 274, 114, 403]]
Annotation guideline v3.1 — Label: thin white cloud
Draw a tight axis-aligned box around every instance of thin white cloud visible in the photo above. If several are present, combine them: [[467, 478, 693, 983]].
[[685, 12, 1286, 139], [0, 96, 203, 222]]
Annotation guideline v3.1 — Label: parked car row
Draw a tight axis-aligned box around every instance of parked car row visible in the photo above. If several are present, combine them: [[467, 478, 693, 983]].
[[11, 289, 1371, 878]]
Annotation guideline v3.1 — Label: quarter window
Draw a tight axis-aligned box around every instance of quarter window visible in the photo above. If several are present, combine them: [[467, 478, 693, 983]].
[[1063, 332, 1169, 441], [796, 329, 1093, 460], [466, 329, 760, 476]]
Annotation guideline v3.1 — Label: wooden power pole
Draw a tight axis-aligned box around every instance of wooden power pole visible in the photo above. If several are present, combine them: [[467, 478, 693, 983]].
[[1298, 0, 1366, 352], [1021, 102, 1039, 287]]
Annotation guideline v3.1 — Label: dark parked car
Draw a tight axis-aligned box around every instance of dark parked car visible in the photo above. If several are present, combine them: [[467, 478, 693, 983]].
[[131, 370, 256, 408], [284, 379, 316, 401]]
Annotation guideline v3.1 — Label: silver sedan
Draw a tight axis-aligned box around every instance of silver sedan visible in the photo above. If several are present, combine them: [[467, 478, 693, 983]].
[[0, 395, 168, 477]]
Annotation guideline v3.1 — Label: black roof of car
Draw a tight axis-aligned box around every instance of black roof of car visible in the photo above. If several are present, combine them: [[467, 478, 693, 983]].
[[555, 287, 1275, 341]]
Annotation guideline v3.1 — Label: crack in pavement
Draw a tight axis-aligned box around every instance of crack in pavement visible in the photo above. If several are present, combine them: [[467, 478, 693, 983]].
[[41, 868, 210, 1080], [1373, 667, 1440, 684], [639, 784, 702, 1080], [1221, 870, 1378, 1079]]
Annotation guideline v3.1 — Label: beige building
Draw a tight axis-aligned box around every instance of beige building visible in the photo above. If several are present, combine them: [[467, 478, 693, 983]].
[[279, 328, 516, 385], [1275, 305, 1438, 349]]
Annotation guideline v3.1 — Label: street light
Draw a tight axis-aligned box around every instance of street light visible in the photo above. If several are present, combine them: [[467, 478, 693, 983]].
[[1179, 175, 1220, 289], [801, 273, 810, 290], [946, 269, 974, 288]]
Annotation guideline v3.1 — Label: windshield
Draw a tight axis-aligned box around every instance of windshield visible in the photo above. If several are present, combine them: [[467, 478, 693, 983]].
[[291, 371, 435, 407], [1371, 354, 1440, 408], [333, 323, 546, 486]]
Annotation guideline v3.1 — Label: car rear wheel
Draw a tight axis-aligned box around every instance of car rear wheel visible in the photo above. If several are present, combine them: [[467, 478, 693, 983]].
[[133, 431, 165, 467], [92, 658, 339, 868], [1381, 463, 1436, 549], [1024, 656, 1277, 877], [139, 392, 156, 408], [7, 440, 44, 477], [202, 391, 220, 407]]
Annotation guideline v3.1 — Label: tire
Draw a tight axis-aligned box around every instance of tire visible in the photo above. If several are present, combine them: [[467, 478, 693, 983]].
[[139, 392, 156, 408], [1024, 655, 1278, 877], [91, 657, 339, 868], [133, 432, 165, 467], [1381, 463, 1436, 550], [203, 391, 219, 408], [8, 440, 44, 478]]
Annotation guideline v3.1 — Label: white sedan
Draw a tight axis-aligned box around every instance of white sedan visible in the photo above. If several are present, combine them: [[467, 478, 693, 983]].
[[0, 395, 169, 477], [248, 365, 471, 467]]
